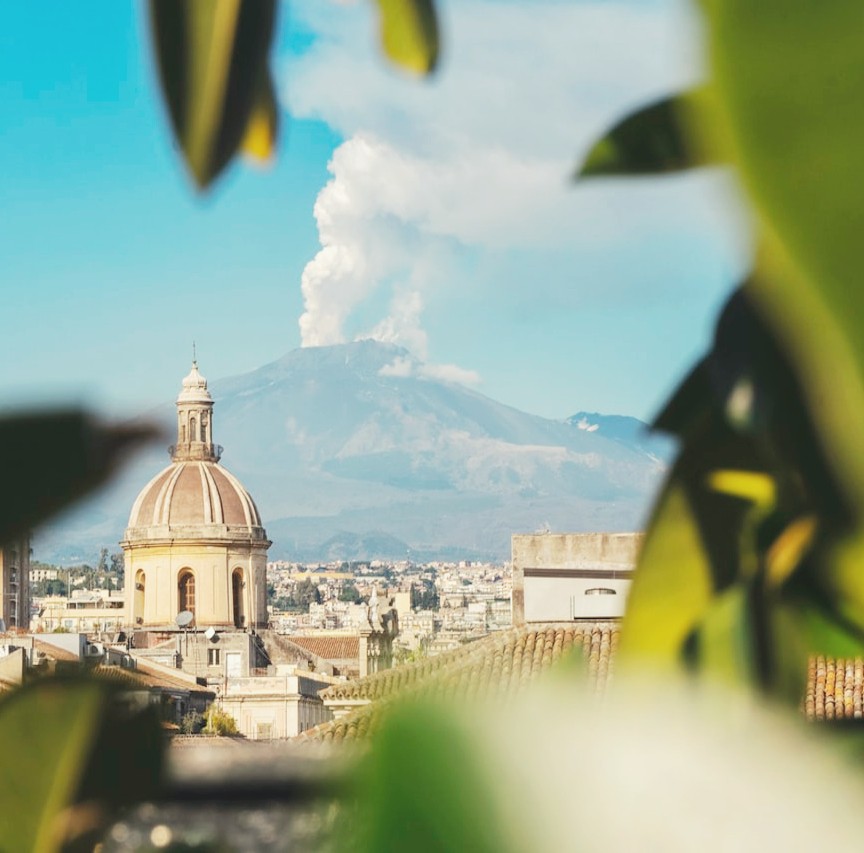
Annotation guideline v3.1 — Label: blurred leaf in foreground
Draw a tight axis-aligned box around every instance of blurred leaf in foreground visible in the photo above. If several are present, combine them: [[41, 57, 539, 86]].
[[149, 0, 277, 189], [0, 680, 100, 852], [241, 69, 279, 164], [0, 410, 157, 544], [578, 91, 717, 178], [0, 677, 164, 853], [621, 284, 859, 693], [375, 0, 440, 75], [351, 701, 510, 852], [708, 4, 864, 610]]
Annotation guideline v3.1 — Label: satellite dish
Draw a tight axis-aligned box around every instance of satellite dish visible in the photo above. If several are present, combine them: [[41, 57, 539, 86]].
[[175, 610, 194, 628], [204, 626, 217, 642]]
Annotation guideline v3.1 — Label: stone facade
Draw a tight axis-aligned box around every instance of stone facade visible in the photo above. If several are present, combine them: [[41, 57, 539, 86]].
[[0, 537, 30, 630], [511, 532, 642, 625], [219, 671, 335, 739]]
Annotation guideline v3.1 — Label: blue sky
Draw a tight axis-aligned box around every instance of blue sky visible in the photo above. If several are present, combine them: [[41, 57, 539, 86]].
[[0, 0, 749, 422]]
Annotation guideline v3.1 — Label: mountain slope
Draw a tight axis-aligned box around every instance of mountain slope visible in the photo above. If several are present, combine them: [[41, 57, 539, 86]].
[[35, 341, 670, 562]]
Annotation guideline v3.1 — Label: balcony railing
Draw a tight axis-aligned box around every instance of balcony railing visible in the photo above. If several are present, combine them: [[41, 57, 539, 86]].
[[168, 443, 223, 462]]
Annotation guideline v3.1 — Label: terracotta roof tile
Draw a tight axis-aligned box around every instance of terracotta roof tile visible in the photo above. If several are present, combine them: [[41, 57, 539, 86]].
[[307, 632, 864, 745], [92, 663, 214, 696], [805, 655, 864, 722], [289, 635, 360, 662], [33, 639, 81, 663], [305, 623, 618, 744]]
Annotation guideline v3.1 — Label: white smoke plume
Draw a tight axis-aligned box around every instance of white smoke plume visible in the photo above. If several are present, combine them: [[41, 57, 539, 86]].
[[288, 0, 748, 397]]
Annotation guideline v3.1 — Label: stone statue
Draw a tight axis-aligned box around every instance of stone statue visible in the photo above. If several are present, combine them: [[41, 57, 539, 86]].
[[368, 584, 379, 629]]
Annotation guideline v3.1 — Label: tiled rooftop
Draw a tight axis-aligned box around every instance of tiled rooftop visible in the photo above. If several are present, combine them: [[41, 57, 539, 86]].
[[33, 639, 82, 663], [308, 630, 864, 744], [93, 662, 214, 696], [805, 655, 864, 721], [289, 635, 360, 662], [305, 623, 619, 744]]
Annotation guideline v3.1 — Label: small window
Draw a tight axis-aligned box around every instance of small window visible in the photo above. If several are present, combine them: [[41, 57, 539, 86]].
[[256, 722, 272, 740], [178, 570, 196, 613], [584, 587, 616, 596], [208, 648, 221, 667]]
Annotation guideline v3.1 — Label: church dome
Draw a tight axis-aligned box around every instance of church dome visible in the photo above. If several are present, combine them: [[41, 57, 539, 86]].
[[122, 358, 268, 544], [122, 357, 270, 632], [126, 460, 264, 537]]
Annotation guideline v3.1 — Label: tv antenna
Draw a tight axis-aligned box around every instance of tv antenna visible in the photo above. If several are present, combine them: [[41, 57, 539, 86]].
[[176, 610, 194, 657]]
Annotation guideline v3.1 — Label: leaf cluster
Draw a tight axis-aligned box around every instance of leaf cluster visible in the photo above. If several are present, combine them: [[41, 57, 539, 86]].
[[148, 0, 440, 191], [578, 1, 864, 705]]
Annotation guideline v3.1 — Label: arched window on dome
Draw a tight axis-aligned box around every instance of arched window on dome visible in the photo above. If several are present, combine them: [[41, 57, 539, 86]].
[[178, 570, 196, 615], [134, 569, 145, 625], [232, 569, 246, 628], [189, 417, 197, 443]]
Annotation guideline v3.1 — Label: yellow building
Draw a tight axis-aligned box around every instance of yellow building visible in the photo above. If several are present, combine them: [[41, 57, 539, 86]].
[[122, 360, 270, 630]]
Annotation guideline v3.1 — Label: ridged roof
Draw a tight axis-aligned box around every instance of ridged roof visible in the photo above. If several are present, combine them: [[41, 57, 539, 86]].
[[805, 655, 864, 721], [93, 662, 215, 696], [288, 635, 360, 662], [126, 460, 263, 534], [304, 623, 618, 744]]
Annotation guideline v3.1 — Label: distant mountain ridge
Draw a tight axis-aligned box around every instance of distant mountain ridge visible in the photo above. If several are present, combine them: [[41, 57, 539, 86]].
[[35, 341, 672, 563], [565, 411, 675, 462]]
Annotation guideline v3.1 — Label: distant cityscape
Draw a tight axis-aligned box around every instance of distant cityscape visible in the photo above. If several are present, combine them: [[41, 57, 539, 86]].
[[27, 556, 513, 659]]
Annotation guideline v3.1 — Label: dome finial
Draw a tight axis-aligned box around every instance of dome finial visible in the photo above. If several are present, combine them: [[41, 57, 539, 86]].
[[192, 340, 197, 367]]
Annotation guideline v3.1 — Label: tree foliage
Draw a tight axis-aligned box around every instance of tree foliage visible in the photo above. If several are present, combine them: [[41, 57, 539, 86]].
[[203, 706, 239, 736], [339, 581, 363, 603], [410, 580, 439, 611], [295, 578, 323, 609]]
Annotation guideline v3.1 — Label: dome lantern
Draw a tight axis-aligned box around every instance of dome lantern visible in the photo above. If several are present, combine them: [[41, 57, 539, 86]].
[[171, 359, 221, 462]]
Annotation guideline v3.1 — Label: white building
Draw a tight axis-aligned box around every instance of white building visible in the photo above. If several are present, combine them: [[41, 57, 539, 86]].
[[511, 532, 642, 624]]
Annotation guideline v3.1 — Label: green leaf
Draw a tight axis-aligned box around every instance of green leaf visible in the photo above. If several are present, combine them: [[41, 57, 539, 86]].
[[765, 515, 817, 589], [619, 479, 714, 664], [690, 585, 756, 687], [352, 701, 510, 852], [708, 4, 864, 519], [0, 680, 103, 852], [578, 91, 717, 178], [375, 0, 439, 76], [149, 0, 277, 189], [707, 0, 864, 659], [0, 411, 156, 544], [706, 469, 776, 508], [0, 677, 166, 852], [74, 683, 165, 814]]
